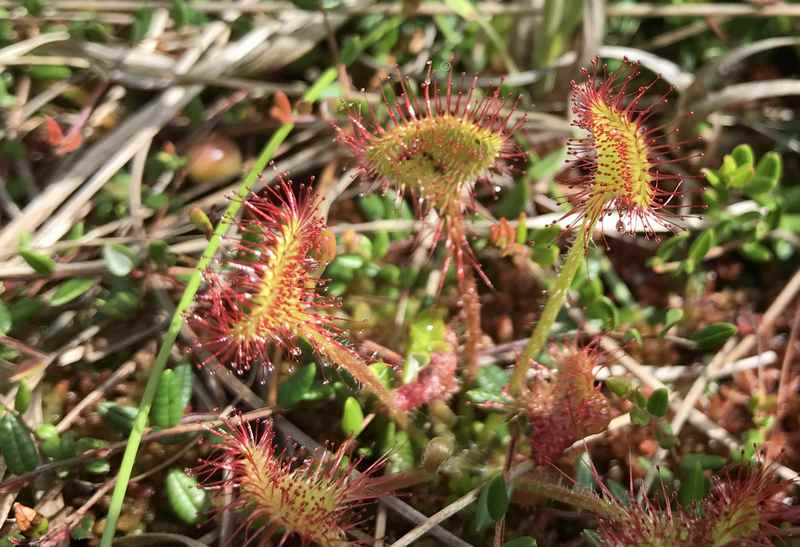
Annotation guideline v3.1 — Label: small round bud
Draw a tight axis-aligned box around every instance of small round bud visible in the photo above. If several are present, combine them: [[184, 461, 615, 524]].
[[186, 133, 242, 185], [423, 435, 455, 473]]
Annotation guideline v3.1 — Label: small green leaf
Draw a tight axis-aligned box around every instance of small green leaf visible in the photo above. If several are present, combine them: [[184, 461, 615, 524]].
[[358, 194, 386, 220], [20, 250, 55, 275], [630, 406, 651, 426], [103, 244, 136, 276], [0, 302, 11, 335], [529, 146, 567, 181], [702, 168, 721, 187], [14, 382, 31, 414], [681, 453, 726, 471], [189, 207, 214, 239], [661, 308, 684, 335], [278, 363, 316, 408], [372, 230, 391, 258], [605, 377, 632, 398], [474, 477, 496, 531], [36, 424, 65, 459], [49, 278, 95, 306], [386, 429, 413, 473], [165, 468, 208, 524], [731, 144, 754, 167], [486, 474, 510, 520], [727, 164, 754, 189], [174, 363, 193, 410], [685, 229, 716, 273], [720, 154, 738, 178], [755, 151, 782, 183], [495, 178, 529, 219], [678, 460, 707, 507], [152, 364, 193, 428], [743, 176, 778, 196], [341, 396, 365, 438], [690, 322, 737, 351], [575, 452, 596, 489], [502, 537, 537, 547], [623, 328, 642, 345], [586, 296, 618, 328], [656, 421, 676, 449], [0, 413, 39, 475], [646, 388, 669, 418], [740, 241, 772, 263], [84, 458, 110, 474], [70, 515, 95, 540], [98, 402, 138, 434]]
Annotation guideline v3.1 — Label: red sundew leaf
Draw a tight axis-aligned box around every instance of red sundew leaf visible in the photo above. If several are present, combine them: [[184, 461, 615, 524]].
[[42, 116, 82, 155], [42, 116, 65, 147], [55, 130, 82, 155], [520, 344, 612, 465], [163, 141, 177, 155], [270, 90, 294, 124], [393, 350, 459, 412]]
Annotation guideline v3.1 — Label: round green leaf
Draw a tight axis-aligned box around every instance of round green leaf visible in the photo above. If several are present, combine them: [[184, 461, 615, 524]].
[[103, 244, 136, 276], [605, 377, 632, 398], [49, 278, 95, 306], [646, 388, 669, 418], [165, 469, 208, 524], [358, 194, 386, 220], [662, 308, 684, 334]]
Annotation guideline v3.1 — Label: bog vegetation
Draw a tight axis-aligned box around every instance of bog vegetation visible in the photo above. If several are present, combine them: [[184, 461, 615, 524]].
[[0, 1, 799, 546]]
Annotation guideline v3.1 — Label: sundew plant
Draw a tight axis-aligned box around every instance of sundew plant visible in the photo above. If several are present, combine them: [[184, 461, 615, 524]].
[[3, 7, 800, 546]]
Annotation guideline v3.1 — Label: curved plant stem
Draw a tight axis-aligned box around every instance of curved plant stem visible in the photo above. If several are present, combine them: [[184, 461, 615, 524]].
[[448, 213, 482, 383], [509, 223, 588, 395], [100, 18, 402, 547]]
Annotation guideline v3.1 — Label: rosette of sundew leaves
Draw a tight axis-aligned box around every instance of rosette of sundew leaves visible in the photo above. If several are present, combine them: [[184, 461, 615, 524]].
[[336, 63, 525, 381]]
